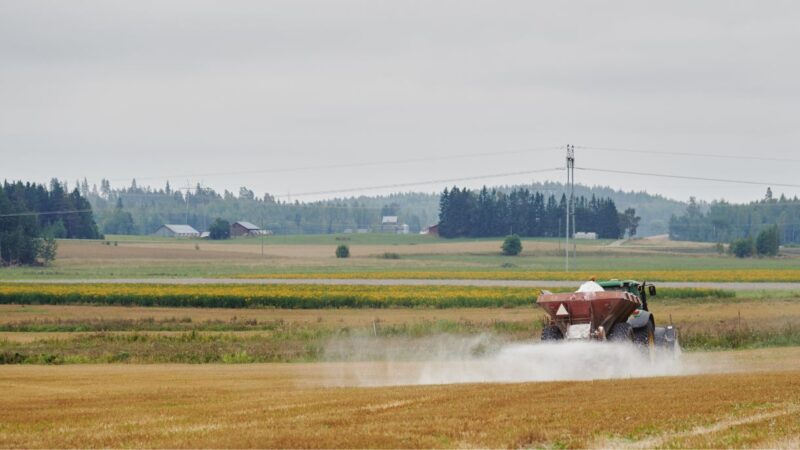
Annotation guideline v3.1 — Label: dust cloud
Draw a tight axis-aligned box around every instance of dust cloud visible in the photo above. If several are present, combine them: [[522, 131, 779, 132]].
[[322, 335, 690, 387]]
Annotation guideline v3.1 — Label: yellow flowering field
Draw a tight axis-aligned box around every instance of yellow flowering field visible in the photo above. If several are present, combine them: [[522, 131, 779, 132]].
[[236, 269, 800, 282], [0, 283, 732, 309]]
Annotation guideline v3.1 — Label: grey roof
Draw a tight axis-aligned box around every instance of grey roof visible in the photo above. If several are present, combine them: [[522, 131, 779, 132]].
[[162, 224, 199, 234], [235, 221, 261, 230]]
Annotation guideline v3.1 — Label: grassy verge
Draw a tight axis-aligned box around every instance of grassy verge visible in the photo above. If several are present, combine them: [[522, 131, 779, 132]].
[[681, 323, 800, 350], [2, 314, 799, 364], [0, 319, 538, 364]]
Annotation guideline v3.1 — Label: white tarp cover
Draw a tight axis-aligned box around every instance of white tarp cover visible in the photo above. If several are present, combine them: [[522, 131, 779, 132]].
[[576, 281, 605, 293]]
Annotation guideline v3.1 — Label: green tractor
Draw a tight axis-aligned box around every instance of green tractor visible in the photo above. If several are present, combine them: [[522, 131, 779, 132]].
[[537, 279, 679, 356]]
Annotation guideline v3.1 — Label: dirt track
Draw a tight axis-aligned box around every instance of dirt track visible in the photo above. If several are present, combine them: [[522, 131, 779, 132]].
[[6, 277, 800, 290]]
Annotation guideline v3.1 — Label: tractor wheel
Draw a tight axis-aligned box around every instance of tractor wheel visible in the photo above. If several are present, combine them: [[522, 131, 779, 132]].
[[607, 322, 633, 342], [633, 321, 656, 360], [541, 325, 563, 341]]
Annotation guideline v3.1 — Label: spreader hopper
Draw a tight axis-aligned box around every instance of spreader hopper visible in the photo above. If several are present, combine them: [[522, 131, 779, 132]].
[[537, 290, 641, 340]]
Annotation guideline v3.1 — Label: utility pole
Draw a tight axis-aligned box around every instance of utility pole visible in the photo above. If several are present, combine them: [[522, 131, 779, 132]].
[[260, 207, 265, 257], [558, 218, 561, 251], [184, 182, 191, 225], [571, 146, 576, 259], [565, 145, 575, 271]]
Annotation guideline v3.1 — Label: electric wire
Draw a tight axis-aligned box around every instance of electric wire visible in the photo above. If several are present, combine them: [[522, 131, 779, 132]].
[[576, 145, 800, 164], [0, 168, 564, 217], [111, 146, 561, 183], [576, 166, 800, 189], [0, 209, 94, 218], [272, 167, 565, 199]]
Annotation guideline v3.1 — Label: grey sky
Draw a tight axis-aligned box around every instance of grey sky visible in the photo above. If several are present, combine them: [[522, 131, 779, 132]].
[[2, 1, 799, 203]]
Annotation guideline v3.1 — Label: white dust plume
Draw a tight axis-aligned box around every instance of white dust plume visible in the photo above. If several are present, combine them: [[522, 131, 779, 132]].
[[322, 334, 689, 387]]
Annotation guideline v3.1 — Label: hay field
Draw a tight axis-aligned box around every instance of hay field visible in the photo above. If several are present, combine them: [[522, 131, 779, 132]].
[[56, 237, 584, 259], [1, 350, 799, 448], [0, 304, 534, 326], [4, 235, 800, 281], [0, 234, 800, 281]]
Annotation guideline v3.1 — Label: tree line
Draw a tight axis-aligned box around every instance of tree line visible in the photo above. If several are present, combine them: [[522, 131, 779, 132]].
[[84, 179, 438, 236], [73, 178, 685, 237], [438, 186, 636, 239], [669, 188, 800, 245], [0, 180, 100, 265]]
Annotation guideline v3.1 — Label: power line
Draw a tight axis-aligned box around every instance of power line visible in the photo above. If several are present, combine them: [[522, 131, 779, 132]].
[[667, 222, 800, 229], [576, 166, 800, 189], [109, 146, 561, 183], [86, 168, 564, 214], [273, 167, 565, 199], [0, 209, 94, 218], [577, 145, 800, 164]]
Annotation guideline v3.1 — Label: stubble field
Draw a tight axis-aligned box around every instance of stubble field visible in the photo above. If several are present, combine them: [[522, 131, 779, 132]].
[[2, 350, 800, 448]]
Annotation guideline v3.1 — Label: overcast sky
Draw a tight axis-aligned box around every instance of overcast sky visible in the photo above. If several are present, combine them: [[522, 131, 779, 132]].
[[2, 1, 799, 203]]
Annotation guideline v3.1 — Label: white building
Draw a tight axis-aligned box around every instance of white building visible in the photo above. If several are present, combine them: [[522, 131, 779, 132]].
[[153, 224, 200, 238], [231, 221, 270, 237], [381, 216, 400, 233], [574, 231, 598, 240]]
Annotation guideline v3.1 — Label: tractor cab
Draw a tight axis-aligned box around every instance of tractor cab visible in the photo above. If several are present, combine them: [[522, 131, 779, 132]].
[[597, 279, 656, 311]]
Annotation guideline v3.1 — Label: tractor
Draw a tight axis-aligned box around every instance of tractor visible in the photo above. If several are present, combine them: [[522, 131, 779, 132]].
[[536, 279, 678, 356]]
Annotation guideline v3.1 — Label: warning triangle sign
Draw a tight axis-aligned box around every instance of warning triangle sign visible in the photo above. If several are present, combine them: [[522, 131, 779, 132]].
[[556, 303, 569, 316]]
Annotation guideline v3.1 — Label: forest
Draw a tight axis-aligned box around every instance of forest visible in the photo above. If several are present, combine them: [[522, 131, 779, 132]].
[[84, 179, 438, 236], [438, 186, 633, 239], [669, 189, 800, 245], [0, 180, 100, 264], [81, 178, 682, 237]]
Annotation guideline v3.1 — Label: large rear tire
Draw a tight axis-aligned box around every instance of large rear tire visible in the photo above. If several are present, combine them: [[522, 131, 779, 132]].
[[541, 325, 563, 341], [633, 321, 656, 360], [608, 322, 633, 342]]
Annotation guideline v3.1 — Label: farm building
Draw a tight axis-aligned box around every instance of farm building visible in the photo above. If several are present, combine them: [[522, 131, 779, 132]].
[[381, 216, 410, 234], [420, 223, 440, 236], [575, 232, 598, 240], [381, 216, 401, 233], [153, 224, 200, 238], [381, 215, 398, 227], [230, 221, 270, 237]]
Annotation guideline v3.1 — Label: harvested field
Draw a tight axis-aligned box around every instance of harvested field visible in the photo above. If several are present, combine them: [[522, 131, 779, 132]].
[[0, 304, 535, 326], [6, 236, 800, 281], [1, 348, 799, 448], [56, 238, 603, 259]]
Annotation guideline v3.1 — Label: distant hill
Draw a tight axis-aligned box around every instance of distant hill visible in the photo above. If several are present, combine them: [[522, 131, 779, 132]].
[[351, 182, 688, 236]]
